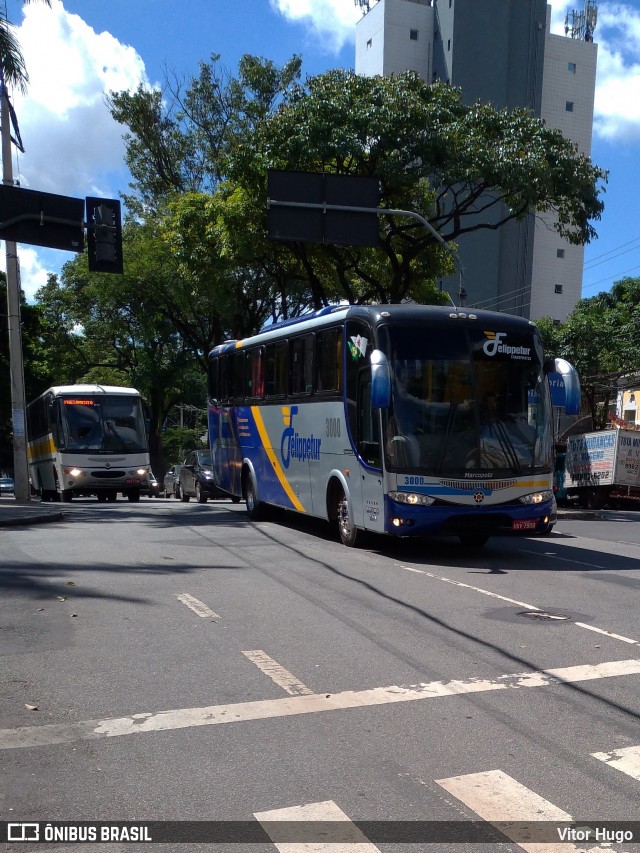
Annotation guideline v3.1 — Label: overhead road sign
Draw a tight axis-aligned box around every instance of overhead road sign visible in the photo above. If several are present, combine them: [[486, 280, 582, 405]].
[[0, 184, 84, 252], [267, 170, 380, 247]]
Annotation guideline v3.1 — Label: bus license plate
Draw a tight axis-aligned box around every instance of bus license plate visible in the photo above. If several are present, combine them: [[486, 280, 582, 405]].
[[513, 519, 537, 531], [125, 478, 140, 485]]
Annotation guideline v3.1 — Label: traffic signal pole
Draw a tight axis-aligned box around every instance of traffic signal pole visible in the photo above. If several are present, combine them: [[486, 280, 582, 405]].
[[1, 85, 30, 502], [268, 197, 466, 306]]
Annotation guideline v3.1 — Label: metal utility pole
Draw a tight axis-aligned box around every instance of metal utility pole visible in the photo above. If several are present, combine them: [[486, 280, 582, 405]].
[[1, 83, 30, 502]]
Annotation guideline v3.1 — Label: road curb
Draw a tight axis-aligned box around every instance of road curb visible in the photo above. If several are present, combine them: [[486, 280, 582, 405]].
[[0, 509, 65, 527]]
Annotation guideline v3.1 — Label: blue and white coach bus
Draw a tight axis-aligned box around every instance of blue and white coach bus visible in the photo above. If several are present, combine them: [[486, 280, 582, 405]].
[[27, 384, 151, 502], [207, 304, 580, 547]]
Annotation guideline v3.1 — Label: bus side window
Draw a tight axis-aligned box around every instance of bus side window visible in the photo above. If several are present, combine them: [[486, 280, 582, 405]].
[[346, 320, 377, 463], [316, 327, 342, 393], [209, 357, 219, 404], [230, 351, 245, 403], [266, 341, 287, 398], [290, 335, 313, 396], [246, 347, 264, 400]]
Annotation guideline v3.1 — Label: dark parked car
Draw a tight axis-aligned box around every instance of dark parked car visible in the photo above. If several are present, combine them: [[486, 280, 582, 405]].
[[179, 451, 223, 503], [0, 476, 15, 496], [163, 465, 182, 498]]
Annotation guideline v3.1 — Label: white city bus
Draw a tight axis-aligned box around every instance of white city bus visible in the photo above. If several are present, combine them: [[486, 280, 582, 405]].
[[27, 384, 151, 502], [207, 304, 580, 547]]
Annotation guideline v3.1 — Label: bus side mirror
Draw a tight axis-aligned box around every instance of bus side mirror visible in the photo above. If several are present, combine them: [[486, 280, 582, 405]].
[[544, 357, 581, 416], [370, 349, 391, 409]]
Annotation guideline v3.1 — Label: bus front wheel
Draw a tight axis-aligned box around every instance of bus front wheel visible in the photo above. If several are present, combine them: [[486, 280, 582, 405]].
[[60, 490, 73, 503], [336, 491, 364, 548]]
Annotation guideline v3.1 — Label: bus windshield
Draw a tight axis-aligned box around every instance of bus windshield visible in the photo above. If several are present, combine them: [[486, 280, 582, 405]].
[[379, 323, 553, 477], [58, 395, 148, 453]]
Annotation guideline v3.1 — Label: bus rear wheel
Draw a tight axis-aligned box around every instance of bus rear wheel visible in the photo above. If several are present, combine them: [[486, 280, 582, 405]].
[[245, 476, 265, 521], [336, 491, 364, 548]]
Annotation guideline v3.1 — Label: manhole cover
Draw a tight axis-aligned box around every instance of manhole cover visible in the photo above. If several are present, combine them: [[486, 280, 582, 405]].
[[518, 610, 571, 621]]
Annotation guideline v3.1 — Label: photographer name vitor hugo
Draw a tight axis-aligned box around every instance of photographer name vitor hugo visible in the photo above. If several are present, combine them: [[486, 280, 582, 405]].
[[558, 826, 634, 844]]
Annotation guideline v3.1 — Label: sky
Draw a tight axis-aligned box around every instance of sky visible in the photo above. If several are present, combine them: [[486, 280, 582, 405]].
[[2, 0, 640, 308]]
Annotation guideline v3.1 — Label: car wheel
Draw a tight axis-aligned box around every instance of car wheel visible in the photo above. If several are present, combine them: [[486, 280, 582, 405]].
[[231, 495, 241, 504], [196, 482, 207, 504]]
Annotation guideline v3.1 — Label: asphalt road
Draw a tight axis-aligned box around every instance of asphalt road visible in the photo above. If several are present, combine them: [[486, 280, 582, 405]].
[[1, 499, 640, 852]]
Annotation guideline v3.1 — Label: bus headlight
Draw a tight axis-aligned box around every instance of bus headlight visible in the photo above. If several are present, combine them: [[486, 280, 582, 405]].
[[63, 467, 82, 478], [136, 468, 148, 477], [389, 491, 436, 507], [519, 490, 553, 505]]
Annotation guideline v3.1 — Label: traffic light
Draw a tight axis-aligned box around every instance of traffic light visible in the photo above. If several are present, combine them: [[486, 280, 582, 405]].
[[86, 197, 123, 274]]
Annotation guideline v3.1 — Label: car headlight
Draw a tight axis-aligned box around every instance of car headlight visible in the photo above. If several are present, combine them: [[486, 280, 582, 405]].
[[388, 491, 436, 506], [203, 472, 213, 479], [519, 490, 553, 505]]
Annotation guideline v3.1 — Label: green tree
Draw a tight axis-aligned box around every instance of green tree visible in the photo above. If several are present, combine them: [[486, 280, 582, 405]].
[[36, 223, 206, 477], [110, 61, 606, 311], [536, 277, 640, 430], [0, 275, 55, 473]]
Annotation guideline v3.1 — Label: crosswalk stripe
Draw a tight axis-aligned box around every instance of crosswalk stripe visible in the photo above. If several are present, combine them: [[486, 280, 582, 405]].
[[254, 800, 380, 852], [436, 769, 613, 853], [242, 650, 313, 695], [1, 657, 639, 749], [592, 745, 640, 781]]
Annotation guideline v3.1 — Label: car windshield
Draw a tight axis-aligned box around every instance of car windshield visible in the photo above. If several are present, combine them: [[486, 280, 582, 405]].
[[377, 323, 553, 477], [197, 453, 212, 467]]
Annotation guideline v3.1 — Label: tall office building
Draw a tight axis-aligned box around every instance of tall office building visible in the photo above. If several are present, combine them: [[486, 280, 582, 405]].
[[355, 0, 598, 321]]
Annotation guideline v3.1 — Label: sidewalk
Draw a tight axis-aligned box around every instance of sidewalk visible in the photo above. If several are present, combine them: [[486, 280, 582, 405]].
[[0, 499, 65, 527]]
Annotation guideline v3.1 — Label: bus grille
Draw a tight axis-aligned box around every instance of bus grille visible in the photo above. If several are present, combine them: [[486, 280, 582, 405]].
[[91, 470, 126, 479]]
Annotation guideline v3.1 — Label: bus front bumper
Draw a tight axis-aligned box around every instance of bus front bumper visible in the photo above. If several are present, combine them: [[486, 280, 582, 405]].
[[383, 497, 555, 539]]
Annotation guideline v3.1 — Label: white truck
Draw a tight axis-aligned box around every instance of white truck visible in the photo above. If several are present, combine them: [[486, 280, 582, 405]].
[[559, 428, 640, 508]]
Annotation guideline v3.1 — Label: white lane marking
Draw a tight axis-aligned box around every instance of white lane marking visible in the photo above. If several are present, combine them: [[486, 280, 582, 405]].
[[400, 567, 539, 610], [575, 622, 638, 645], [242, 650, 313, 695], [520, 548, 608, 569], [401, 565, 640, 646], [436, 769, 612, 853], [1, 658, 639, 750], [592, 745, 640, 782], [254, 800, 380, 852], [175, 593, 220, 620]]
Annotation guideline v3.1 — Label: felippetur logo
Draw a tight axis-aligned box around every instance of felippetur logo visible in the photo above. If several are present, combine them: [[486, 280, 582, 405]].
[[280, 406, 321, 469], [483, 331, 531, 359]]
